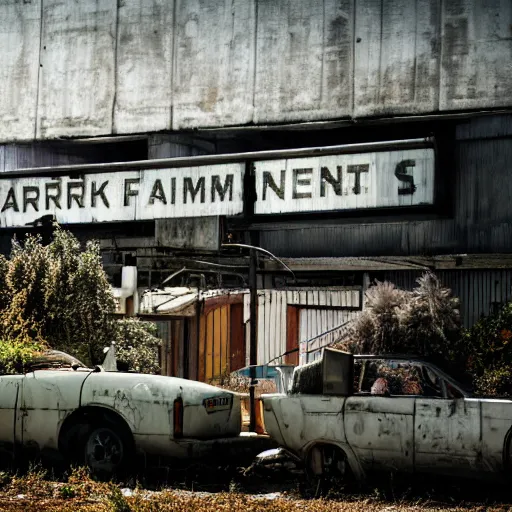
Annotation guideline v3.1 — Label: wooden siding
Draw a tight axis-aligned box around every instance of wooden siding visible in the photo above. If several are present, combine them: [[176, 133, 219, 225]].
[[1, 1, 511, 141], [156, 319, 184, 377], [382, 269, 512, 328], [260, 115, 512, 258], [199, 304, 231, 383], [244, 288, 361, 365]]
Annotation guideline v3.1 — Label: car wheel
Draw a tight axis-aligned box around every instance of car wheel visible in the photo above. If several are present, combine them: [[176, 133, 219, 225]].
[[83, 426, 132, 480], [303, 444, 352, 497]]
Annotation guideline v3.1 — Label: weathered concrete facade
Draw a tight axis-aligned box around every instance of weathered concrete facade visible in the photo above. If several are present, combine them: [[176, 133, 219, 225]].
[[1, 0, 512, 378], [1, 0, 511, 141]]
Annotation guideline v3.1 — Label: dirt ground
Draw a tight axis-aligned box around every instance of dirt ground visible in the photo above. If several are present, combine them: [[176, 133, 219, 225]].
[[0, 459, 510, 511]]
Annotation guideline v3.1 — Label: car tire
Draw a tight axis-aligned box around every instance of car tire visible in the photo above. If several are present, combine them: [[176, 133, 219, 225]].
[[303, 444, 353, 497], [82, 424, 133, 481]]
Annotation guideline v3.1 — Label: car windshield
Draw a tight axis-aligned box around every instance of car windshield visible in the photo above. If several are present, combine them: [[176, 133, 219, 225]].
[[26, 350, 89, 371]]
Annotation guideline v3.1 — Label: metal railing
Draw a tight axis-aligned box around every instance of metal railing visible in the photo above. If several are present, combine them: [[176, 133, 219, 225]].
[[299, 318, 356, 365]]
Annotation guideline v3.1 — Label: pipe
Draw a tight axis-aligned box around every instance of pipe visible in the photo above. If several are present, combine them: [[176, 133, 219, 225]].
[[5, 138, 433, 179]]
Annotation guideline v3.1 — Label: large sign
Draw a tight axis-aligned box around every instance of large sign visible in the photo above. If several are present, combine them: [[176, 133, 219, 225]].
[[0, 146, 435, 227], [254, 148, 434, 214], [0, 164, 244, 227]]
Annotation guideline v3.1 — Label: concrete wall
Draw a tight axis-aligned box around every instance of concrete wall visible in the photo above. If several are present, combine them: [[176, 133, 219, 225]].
[[1, 0, 511, 142]]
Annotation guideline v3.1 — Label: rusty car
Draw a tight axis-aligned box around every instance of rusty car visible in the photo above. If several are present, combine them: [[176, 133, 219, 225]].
[[261, 348, 512, 484], [0, 349, 242, 477]]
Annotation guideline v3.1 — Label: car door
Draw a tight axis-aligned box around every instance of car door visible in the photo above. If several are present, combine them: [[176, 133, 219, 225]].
[[20, 370, 88, 453], [414, 368, 482, 476], [344, 359, 415, 473], [0, 375, 24, 455]]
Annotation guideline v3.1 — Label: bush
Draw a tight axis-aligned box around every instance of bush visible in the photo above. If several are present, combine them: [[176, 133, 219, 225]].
[[336, 273, 461, 362], [473, 366, 512, 397], [115, 318, 161, 374], [0, 228, 117, 366], [0, 339, 45, 374], [0, 226, 161, 373], [460, 302, 512, 396]]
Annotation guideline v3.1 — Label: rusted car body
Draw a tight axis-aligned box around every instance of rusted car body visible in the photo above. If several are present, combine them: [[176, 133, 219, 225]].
[[0, 351, 241, 476], [262, 349, 512, 482]]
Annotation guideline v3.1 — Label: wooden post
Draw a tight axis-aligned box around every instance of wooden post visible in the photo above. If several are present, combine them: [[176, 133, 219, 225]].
[[249, 247, 258, 433]]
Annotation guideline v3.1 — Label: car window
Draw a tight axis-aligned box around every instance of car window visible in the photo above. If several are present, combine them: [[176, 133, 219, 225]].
[[445, 381, 464, 399], [354, 359, 443, 398]]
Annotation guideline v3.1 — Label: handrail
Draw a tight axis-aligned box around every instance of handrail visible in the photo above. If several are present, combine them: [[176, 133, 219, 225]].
[[2, 137, 432, 179], [266, 317, 356, 366]]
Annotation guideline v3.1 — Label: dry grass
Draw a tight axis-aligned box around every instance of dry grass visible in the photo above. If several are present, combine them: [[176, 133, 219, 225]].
[[0, 465, 511, 512]]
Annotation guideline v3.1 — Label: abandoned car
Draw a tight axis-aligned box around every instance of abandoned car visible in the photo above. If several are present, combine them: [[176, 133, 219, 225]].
[[0, 350, 241, 476], [262, 349, 512, 483]]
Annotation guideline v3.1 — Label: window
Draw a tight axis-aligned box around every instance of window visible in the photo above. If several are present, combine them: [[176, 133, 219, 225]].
[[353, 359, 443, 398]]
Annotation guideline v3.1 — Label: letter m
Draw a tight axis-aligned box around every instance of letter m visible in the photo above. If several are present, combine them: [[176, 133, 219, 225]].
[[211, 175, 233, 202]]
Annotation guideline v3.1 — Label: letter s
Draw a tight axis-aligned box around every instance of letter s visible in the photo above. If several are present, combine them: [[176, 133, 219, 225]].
[[395, 159, 416, 195]]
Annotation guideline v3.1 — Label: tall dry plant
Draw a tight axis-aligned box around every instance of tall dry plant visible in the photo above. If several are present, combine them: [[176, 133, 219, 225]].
[[336, 273, 461, 365]]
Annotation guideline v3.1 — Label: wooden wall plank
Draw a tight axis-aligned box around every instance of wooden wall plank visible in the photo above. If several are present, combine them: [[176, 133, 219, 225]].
[[229, 303, 245, 372], [206, 311, 214, 381], [0, 0, 41, 141], [37, 0, 116, 138], [285, 305, 299, 365], [220, 305, 229, 375], [254, 0, 353, 123], [198, 313, 206, 381], [114, 0, 173, 133], [440, 0, 512, 111], [173, 0, 255, 129], [354, 0, 441, 117], [213, 307, 222, 379], [188, 316, 198, 381]]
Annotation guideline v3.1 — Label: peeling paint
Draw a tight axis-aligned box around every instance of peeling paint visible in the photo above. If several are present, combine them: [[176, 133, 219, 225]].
[[263, 354, 512, 480]]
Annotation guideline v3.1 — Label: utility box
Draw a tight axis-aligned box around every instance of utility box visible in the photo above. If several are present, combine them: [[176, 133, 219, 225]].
[[322, 347, 353, 395], [291, 348, 353, 396]]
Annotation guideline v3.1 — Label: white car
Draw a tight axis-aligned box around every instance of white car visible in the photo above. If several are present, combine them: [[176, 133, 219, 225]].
[[262, 349, 512, 484], [0, 350, 241, 477]]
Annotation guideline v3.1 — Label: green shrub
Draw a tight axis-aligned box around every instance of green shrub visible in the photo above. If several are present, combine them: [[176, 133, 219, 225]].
[[0, 339, 45, 374], [0, 226, 161, 373], [115, 318, 161, 374], [473, 366, 512, 397]]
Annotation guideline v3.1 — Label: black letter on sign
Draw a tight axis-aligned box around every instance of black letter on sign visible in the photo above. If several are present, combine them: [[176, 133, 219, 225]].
[[292, 168, 313, 199], [149, 179, 167, 205], [67, 182, 85, 209], [183, 177, 205, 203], [262, 171, 285, 200], [124, 178, 140, 206], [320, 166, 342, 197], [23, 186, 40, 212], [2, 187, 19, 213], [45, 182, 62, 209], [91, 181, 110, 208], [211, 174, 233, 202], [395, 159, 417, 195], [347, 164, 369, 195], [171, 177, 176, 204]]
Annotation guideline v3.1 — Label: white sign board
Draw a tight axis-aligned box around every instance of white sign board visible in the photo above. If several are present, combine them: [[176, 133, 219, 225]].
[[254, 148, 435, 214], [0, 164, 244, 227]]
